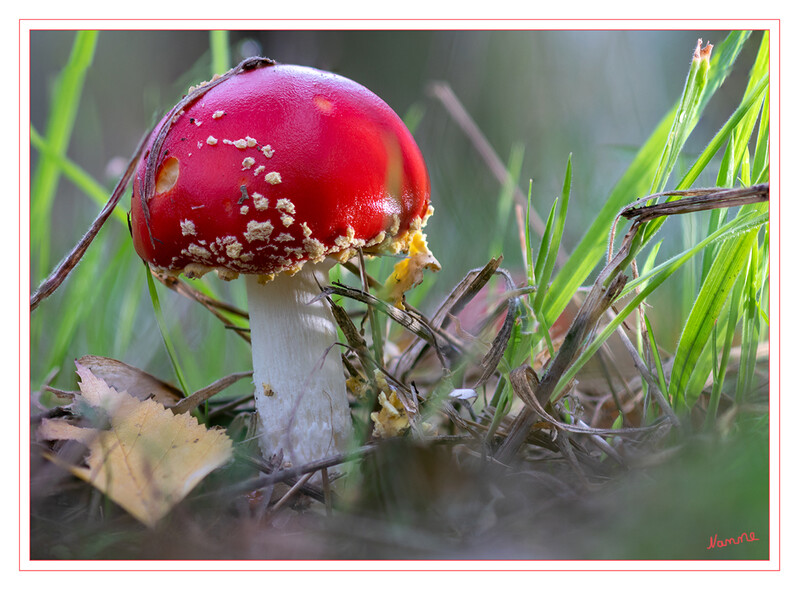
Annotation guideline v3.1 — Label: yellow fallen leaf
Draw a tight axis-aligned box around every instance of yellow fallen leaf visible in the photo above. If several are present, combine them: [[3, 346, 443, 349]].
[[381, 231, 441, 309], [38, 362, 233, 527]]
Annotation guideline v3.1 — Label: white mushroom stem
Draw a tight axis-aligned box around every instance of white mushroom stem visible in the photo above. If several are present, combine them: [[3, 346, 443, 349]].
[[245, 264, 353, 469]]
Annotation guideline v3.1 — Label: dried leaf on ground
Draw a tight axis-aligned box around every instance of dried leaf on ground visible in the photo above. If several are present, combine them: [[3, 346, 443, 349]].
[[38, 362, 233, 527], [78, 354, 183, 407]]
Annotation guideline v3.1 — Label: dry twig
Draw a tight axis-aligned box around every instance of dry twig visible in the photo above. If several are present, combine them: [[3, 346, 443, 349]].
[[172, 371, 253, 415], [30, 132, 150, 311]]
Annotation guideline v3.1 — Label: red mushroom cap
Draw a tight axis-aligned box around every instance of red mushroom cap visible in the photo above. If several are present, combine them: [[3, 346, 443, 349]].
[[130, 59, 431, 280]]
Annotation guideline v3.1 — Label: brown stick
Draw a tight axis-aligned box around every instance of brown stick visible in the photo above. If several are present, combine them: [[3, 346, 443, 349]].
[[30, 133, 149, 311], [172, 371, 253, 415], [620, 183, 769, 222]]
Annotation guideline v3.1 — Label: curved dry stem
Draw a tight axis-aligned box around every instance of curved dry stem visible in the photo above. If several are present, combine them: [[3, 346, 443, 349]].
[[30, 132, 149, 311]]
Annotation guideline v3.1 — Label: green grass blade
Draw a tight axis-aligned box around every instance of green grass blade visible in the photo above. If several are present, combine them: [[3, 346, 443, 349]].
[[533, 154, 572, 311], [704, 271, 745, 429], [209, 30, 231, 75], [636, 240, 663, 296], [524, 180, 535, 286], [668, 208, 764, 411], [649, 40, 712, 196], [112, 267, 146, 359], [30, 125, 128, 225], [735, 235, 764, 403], [489, 143, 525, 258], [41, 232, 103, 376], [680, 214, 699, 321], [717, 132, 737, 189], [541, 110, 670, 325], [403, 103, 426, 135], [40, 231, 134, 380], [642, 40, 729, 246], [758, 227, 770, 322], [552, 209, 768, 402], [696, 31, 752, 113], [740, 148, 752, 186], [644, 314, 669, 414], [31, 30, 99, 279], [733, 32, 769, 171], [531, 196, 558, 356], [702, 134, 737, 279], [637, 71, 767, 310], [752, 89, 770, 183], [533, 197, 558, 289], [486, 378, 512, 439], [666, 34, 769, 410], [145, 265, 191, 396], [622, 210, 768, 298], [674, 74, 767, 192], [667, 48, 766, 409]]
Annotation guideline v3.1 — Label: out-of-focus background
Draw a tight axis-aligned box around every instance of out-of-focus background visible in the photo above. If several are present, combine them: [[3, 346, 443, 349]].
[[29, 29, 759, 390]]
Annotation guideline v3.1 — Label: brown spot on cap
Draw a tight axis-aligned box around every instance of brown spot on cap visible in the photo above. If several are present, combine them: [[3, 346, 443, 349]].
[[155, 157, 180, 194]]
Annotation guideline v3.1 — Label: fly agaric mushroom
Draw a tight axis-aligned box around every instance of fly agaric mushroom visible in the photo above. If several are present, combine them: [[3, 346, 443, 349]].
[[130, 57, 434, 469]]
